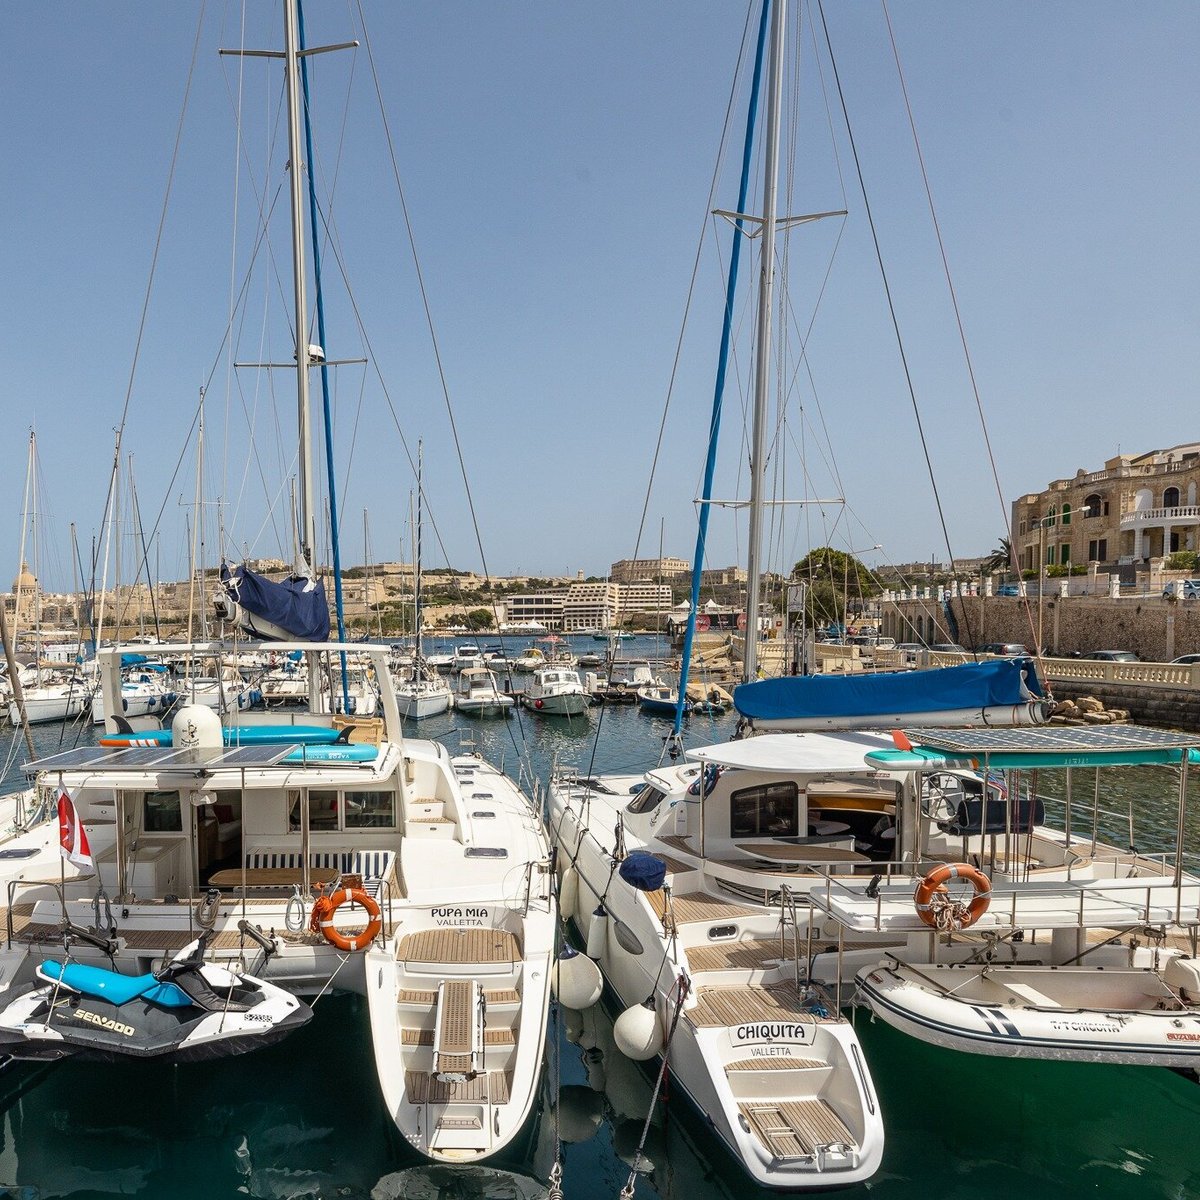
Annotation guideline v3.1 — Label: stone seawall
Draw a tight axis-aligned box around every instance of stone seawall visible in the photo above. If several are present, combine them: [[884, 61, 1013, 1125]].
[[1050, 680, 1200, 732], [883, 594, 1200, 662]]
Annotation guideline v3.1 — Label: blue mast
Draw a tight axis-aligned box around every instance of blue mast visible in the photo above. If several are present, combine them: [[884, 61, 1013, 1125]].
[[297, 1, 349, 710], [673, 0, 772, 737]]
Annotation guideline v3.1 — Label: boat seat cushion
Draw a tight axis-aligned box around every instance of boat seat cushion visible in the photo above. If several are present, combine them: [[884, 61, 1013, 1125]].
[[243, 849, 395, 894], [39, 960, 192, 1008], [939, 796, 1045, 836]]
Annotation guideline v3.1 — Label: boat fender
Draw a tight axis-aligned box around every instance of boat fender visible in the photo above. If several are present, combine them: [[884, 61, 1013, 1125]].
[[551, 945, 603, 1009], [559, 865, 579, 923], [586, 905, 608, 959], [310, 887, 382, 952], [613, 996, 664, 1061], [914, 862, 991, 931]]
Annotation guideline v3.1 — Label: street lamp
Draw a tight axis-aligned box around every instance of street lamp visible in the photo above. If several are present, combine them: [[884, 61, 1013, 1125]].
[[1034, 516, 1056, 652]]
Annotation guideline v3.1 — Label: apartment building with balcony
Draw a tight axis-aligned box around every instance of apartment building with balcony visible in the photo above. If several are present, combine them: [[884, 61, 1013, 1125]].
[[1012, 443, 1200, 573]]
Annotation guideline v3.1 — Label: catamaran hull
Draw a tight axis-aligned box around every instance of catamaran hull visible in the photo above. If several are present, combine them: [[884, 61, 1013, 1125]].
[[858, 965, 1200, 1067]]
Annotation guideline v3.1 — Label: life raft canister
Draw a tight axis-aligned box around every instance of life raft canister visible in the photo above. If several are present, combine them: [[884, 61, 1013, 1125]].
[[913, 862, 991, 931], [310, 887, 382, 952]]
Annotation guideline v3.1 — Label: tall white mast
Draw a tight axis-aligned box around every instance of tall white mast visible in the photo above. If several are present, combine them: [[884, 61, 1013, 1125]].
[[743, 0, 786, 684], [282, 0, 316, 577]]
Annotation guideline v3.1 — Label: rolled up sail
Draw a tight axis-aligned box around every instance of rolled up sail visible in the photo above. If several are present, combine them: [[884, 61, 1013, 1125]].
[[215, 562, 331, 642], [733, 658, 1048, 731]]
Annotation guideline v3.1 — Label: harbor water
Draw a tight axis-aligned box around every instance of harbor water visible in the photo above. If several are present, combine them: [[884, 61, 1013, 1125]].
[[1, 638, 1199, 1199]]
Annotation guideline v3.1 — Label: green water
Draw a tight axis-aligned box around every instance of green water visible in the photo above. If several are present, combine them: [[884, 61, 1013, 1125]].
[[2, 644, 1199, 1198]]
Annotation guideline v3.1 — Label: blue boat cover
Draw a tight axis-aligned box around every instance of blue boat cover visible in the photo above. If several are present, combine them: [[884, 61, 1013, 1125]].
[[618, 850, 667, 893], [220, 562, 330, 642], [734, 658, 1044, 721]]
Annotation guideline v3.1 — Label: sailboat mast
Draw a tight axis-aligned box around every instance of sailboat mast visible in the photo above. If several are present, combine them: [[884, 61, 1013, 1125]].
[[743, 0, 786, 683], [283, 0, 316, 577], [415, 441, 423, 657]]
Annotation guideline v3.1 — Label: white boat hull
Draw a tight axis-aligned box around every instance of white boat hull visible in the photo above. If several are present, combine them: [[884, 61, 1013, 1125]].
[[522, 692, 588, 716], [395, 685, 453, 720]]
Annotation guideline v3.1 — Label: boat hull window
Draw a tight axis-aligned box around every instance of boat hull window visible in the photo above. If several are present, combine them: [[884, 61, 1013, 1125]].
[[730, 782, 800, 838], [627, 785, 666, 816], [345, 790, 396, 830]]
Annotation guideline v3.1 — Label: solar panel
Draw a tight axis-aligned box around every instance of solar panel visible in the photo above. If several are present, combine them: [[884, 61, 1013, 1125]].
[[23, 746, 128, 774], [217, 744, 300, 768], [25, 744, 226, 776], [908, 726, 1200, 755]]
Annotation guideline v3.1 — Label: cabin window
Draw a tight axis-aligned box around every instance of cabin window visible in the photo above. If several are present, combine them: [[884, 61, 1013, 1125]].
[[143, 790, 182, 832], [306, 789, 340, 831], [345, 790, 396, 829], [627, 785, 666, 815], [730, 782, 800, 839]]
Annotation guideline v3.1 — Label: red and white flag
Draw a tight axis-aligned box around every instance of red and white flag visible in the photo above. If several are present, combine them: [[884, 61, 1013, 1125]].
[[57, 789, 93, 871]]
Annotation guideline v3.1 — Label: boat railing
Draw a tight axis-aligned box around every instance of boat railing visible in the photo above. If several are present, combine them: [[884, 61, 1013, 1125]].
[[6, 878, 67, 948]]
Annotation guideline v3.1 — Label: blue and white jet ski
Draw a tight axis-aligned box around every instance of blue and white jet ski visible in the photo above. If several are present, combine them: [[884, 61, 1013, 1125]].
[[0, 922, 310, 1063]]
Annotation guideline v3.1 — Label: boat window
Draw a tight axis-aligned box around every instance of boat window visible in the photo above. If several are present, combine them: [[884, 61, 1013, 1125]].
[[730, 782, 799, 838], [345, 789, 396, 829], [627, 785, 666, 815], [143, 790, 182, 832], [307, 789, 340, 831]]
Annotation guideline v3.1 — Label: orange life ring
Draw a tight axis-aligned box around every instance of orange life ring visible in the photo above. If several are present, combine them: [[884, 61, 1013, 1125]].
[[310, 887, 382, 952], [913, 862, 991, 931]]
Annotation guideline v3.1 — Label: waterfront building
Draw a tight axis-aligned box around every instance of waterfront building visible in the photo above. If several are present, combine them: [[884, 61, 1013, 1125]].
[[608, 555, 690, 583], [1013, 442, 1200, 574]]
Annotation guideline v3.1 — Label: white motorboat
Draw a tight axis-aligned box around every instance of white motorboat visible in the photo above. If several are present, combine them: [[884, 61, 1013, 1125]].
[[512, 647, 545, 673], [807, 724, 1200, 1071], [395, 668, 453, 720], [90, 667, 178, 724], [452, 645, 484, 673], [455, 666, 514, 716], [522, 667, 588, 717]]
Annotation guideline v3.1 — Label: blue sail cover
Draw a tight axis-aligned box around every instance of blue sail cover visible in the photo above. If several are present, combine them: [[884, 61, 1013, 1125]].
[[734, 659, 1045, 728], [220, 562, 331, 642]]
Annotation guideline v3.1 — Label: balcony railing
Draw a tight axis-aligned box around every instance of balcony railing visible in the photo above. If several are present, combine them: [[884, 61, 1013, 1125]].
[[1119, 505, 1200, 528]]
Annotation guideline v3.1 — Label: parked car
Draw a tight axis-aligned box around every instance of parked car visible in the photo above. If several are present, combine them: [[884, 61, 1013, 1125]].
[[1172, 654, 1200, 665], [930, 643, 968, 654], [1163, 579, 1200, 599], [977, 642, 1030, 657], [1085, 650, 1140, 662], [995, 583, 1021, 597]]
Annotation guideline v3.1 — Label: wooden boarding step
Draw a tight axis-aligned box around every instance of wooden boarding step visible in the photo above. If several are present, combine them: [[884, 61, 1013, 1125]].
[[727, 1056, 824, 1071], [397, 988, 519, 1007], [739, 1099, 855, 1159], [405, 1069, 512, 1105], [403, 1028, 515, 1048]]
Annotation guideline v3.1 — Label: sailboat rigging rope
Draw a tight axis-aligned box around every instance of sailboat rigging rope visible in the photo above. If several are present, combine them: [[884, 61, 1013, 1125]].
[[814, 0, 978, 654], [879, 0, 1047, 669]]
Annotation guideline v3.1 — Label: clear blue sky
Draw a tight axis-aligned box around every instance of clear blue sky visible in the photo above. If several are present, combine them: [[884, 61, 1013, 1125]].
[[2, 2, 1198, 593]]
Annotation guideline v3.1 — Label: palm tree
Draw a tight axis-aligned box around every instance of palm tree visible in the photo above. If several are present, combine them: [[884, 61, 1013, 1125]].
[[982, 537, 1014, 579]]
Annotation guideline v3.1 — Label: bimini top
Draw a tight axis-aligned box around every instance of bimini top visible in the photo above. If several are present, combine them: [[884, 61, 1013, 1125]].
[[865, 725, 1200, 771], [688, 730, 899, 775], [733, 658, 1046, 731]]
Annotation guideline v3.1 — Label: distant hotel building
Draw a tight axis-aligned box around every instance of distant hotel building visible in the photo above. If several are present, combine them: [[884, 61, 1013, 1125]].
[[1012, 442, 1200, 573], [506, 580, 673, 632]]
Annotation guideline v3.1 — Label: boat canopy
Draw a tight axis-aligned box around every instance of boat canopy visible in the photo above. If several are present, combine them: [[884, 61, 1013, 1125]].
[[865, 725, 1200, 771], [687, 730, 898, 774], [733, 659, 1046, 730], [220, 562, 331, 642]]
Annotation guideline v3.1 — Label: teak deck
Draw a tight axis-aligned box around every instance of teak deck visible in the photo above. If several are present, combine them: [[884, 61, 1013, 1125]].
[[405, 1069, 512, 1105], [398, 927, 520, 964], [644, 889, 758, 929], [687, 981, 840, 1027], [739, 1099, 855, 1158]]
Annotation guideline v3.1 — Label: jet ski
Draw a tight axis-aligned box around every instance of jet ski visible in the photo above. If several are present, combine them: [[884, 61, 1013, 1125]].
[[0, 921, 310, 1063]]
